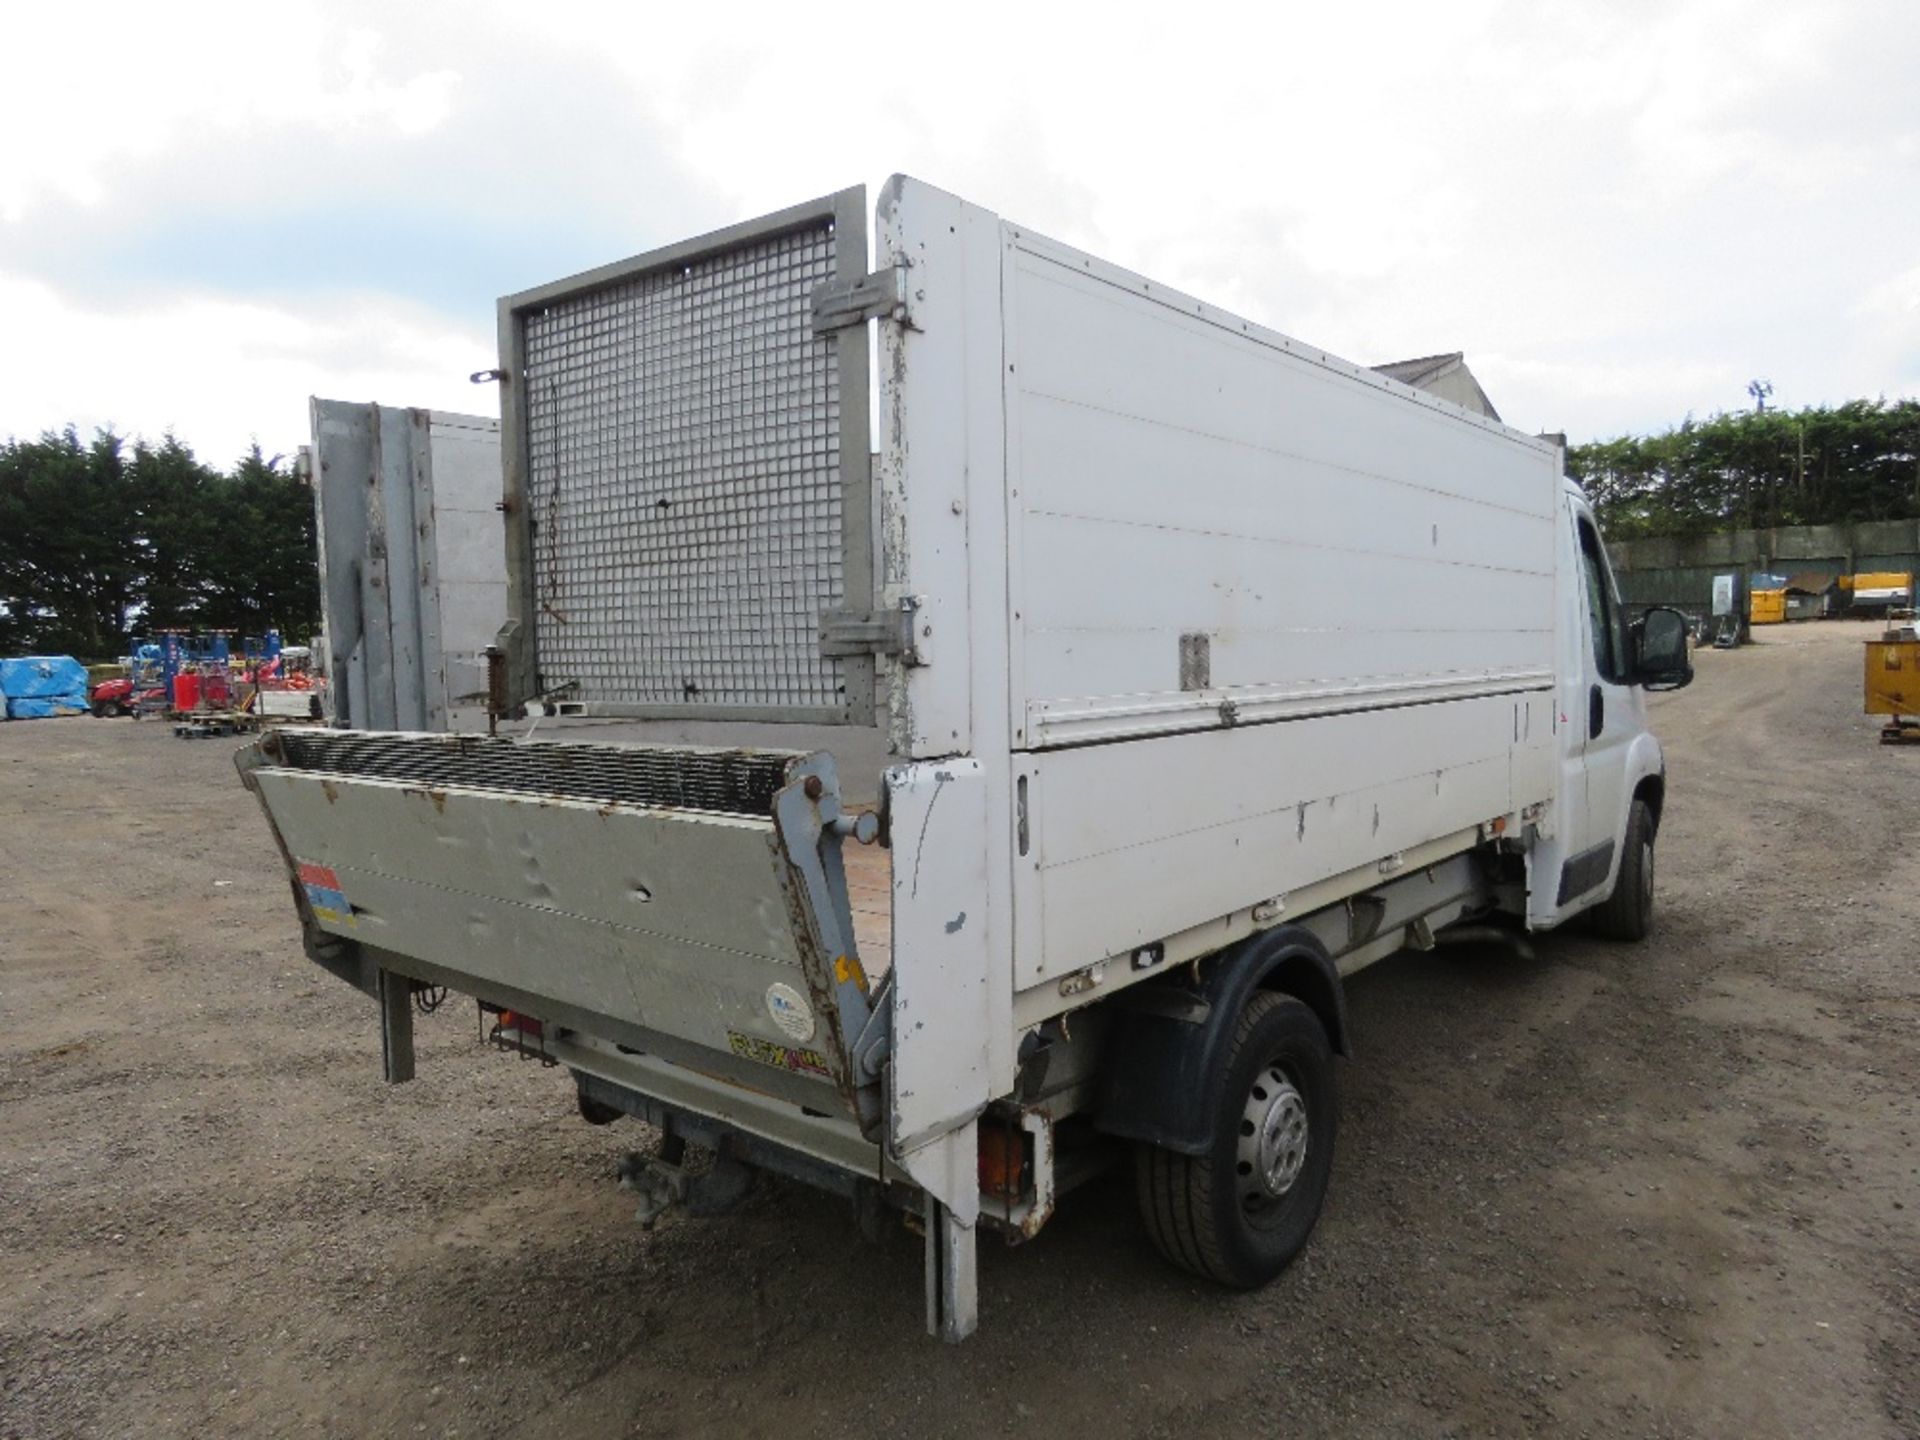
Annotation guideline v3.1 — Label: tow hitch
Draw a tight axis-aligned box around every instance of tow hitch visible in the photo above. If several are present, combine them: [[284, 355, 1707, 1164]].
[[616, 1146, 755, 1229]]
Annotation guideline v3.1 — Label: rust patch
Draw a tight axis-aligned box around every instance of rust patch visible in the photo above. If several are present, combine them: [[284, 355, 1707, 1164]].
[[320, 779, 340, 805]]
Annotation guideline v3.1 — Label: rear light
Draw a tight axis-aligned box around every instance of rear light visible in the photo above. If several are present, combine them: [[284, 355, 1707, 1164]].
[[978, 1123, 1027, 1201], [480, 1003, 555, 1065]]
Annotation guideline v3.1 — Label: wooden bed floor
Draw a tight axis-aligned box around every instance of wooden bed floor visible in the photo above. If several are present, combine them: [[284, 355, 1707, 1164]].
[[843, 836, 892, 978]]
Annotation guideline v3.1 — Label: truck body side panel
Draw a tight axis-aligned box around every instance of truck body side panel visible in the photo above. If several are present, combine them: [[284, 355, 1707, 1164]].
[[891, 190, 1565, 992], [998, 229, 1559, 748]]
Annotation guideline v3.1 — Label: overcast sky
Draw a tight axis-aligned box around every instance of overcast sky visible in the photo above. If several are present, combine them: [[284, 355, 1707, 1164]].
[[2, 0, 1915, 465]]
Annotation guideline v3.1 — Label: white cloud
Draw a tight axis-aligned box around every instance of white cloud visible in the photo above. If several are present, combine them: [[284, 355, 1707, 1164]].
[[0, 271, 492, 464], [0, 7, 463, 223], [0, 0, 1916, 457]]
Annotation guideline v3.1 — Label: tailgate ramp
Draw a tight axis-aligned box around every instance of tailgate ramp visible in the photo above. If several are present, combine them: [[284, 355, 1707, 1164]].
[[239, 731, 884, 1131]]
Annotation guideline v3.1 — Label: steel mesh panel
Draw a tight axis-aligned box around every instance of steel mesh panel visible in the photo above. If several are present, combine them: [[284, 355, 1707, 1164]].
[[522, 223, 846, 712], [270, 731, 804, 817]]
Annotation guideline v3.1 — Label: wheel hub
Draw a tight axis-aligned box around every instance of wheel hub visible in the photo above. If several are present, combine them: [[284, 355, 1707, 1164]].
[[1239, 1067, 1309, 1203]]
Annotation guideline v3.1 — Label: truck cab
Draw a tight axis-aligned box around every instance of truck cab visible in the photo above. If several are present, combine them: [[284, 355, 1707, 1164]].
[[1528, 483, 1687, 934]]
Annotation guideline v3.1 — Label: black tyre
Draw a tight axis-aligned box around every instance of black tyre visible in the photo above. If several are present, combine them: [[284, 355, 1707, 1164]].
[[1135, 992, 1338, 1287], [575, 1082, 623, 1126], [1588, 798, 1655, 942]]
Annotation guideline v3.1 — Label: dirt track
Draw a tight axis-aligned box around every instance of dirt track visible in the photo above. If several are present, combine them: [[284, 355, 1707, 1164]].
[[2, 620, 1916, 1439]]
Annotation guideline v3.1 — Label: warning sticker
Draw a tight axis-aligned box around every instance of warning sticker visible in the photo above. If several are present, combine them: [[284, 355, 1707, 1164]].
[[297, 861, 354, 927], [727, 1030, 832, 1080]]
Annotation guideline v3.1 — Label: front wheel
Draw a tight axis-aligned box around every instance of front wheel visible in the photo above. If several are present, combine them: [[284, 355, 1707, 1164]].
[[1588, 798, 1656, 941], [1135, 992, 1338, 1287]]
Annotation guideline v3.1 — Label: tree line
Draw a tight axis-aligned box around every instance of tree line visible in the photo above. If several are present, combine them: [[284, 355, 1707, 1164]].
[[6, 396, 1919, 657], [1570, 398, 1920, 540], [0, 428, 320, 659]]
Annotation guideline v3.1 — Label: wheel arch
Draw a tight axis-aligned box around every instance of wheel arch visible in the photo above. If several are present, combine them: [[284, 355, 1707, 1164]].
[[1094, 925, 1347, 1157], [1633, 770, 1665, 833]]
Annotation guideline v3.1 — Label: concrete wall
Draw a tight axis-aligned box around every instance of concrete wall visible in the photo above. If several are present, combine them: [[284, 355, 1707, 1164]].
[[1608, 518, 1920, 611]]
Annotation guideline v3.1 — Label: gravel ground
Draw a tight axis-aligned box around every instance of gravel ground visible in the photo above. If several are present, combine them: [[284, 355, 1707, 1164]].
[[2, 619, 1915, 1439]]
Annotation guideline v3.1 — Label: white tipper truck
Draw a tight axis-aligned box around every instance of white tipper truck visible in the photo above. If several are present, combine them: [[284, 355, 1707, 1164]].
[[239, 177, 1694, 1341]]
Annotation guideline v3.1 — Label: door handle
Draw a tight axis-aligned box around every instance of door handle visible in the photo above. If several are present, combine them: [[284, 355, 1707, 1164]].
[[1589, 684, 1604, 739]]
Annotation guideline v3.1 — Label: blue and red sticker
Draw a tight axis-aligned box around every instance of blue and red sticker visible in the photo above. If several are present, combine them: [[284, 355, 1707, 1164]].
[[297, 862, 354, 927]]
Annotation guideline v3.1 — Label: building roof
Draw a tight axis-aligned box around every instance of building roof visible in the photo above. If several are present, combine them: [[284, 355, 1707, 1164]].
[[1372, 352, 1464, 387], [1369, 351, 1502, 422]]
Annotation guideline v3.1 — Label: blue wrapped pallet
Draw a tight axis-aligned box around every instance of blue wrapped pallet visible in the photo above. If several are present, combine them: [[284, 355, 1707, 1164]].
[[6, 695, 91, 719], [1, 655, 91, 719]]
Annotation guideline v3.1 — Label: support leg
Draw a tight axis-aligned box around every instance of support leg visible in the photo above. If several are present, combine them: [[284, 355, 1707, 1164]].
[[377, 967, 415, 1084], [924, 1199, 978, 1343]]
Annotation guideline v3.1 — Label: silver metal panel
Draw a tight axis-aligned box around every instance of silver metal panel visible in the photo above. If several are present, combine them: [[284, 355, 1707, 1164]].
[[248, 766, 857, 1098], [309, 400, 370, 723], [425, 411, 509, 722], [499, 187, 875, 724], [310, 399, 505, 732], [383, 405, 430, 728]]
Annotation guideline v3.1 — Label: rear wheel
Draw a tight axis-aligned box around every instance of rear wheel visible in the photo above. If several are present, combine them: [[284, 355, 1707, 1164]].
[[1135, 992, 1337, 1287], [1588, 798, 1656, 941]]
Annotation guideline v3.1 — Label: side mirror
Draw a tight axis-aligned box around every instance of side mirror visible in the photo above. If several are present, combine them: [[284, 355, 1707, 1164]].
[[1631, 606, 1694, 691]]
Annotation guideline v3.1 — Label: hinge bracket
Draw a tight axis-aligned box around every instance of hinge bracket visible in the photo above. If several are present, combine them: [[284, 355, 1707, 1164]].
[[821, 595, 925, 665], [812, 265, 917, 334]]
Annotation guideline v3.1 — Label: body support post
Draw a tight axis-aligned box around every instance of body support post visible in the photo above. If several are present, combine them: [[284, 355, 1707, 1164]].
[[377, 967, 415, 1084], [905, 1120, 981, 1341], [926, 1198, 979, 1343]]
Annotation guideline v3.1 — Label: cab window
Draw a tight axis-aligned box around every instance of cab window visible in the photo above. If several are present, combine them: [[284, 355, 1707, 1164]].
[[1577, 516, 1626, 683]]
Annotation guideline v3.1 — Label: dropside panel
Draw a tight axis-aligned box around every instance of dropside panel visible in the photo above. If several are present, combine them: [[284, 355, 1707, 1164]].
[[1023, 691, 1552, 984]]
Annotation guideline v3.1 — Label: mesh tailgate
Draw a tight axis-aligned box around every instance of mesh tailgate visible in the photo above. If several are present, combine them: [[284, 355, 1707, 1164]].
[[511, 195, 871, 721]]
